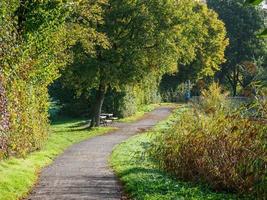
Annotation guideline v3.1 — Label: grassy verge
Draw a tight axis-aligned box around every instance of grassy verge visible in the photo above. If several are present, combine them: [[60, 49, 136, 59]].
[[118, 103, 176, 123], [110, 107, 241, 200], [0, 119, 114, 200]]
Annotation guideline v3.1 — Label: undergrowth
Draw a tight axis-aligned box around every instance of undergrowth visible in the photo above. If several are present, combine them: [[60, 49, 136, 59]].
[[150, 83, 266, 199], [110, 106, 244, 200]]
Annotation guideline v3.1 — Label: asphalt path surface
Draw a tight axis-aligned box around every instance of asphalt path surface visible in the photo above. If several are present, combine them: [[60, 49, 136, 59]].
[[27, 106, 173, 200]]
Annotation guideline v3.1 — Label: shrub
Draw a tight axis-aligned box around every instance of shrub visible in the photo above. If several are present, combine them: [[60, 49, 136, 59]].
[[161, 83, 189, 103], [116, 78, 161, 118], [7, 80, 49, 157], [0, 1, 71, 159], [151, 83, 267, 198]]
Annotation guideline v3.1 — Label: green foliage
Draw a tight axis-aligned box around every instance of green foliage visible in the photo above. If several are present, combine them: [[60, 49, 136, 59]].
[[0, 118, 113, 200], [117, 75, 162, 118], [0, 0, 68, 158], [49, 71, 161, 118], [62, 0, 228, 126], [198, 83, 229, 112], [236, 60, 267, 96], [161, 82, 195, 102], [159, 1, 228, 101], [150, 84, 267, 198], [116, 87, 138, 118], [207, 0, 267, 95], [258, 28, 267, 37], [182, 4, 228, 78], [245, 0, 265, 5], [0, 0, 106, 158], [245, 0, 267, 38], [62, 0, 184, 118], [110, 106, 241, 200], [7, 82, 49, 156]]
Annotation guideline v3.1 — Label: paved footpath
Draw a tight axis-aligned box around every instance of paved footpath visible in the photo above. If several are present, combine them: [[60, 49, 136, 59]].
[[27, 106, 173, 200]]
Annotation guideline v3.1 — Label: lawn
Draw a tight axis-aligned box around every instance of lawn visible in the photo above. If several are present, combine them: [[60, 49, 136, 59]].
[[0, 119, 114, 200], [110, 107, 244, 200]]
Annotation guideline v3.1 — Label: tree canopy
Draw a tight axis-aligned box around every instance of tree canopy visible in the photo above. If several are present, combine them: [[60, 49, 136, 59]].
[[207, 0, 267, 96], [62, 0, 228, 126], [245, 0, 267, 37], [0, 0, 229, 157]]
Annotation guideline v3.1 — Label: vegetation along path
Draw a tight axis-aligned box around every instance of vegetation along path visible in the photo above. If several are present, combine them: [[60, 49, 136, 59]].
[[27, 106, 173, 200]]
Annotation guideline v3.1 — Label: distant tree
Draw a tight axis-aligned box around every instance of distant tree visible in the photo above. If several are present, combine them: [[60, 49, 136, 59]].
[[63, 0, 228, 127], [160, 2, 229, 99], [207, 0, 267, 96]]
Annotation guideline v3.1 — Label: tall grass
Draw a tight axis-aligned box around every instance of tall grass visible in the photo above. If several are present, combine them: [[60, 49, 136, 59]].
[[150, 83, 267, 198]]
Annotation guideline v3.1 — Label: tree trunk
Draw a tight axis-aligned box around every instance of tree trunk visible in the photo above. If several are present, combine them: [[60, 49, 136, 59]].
[[232, 66, 240, 96], [90, 83, 106, 127], [226, 66, 239, 97], [232, 83, 237, 96]]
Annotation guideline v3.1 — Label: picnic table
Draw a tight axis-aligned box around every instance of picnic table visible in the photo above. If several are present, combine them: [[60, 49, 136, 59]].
[[100, 113, 118, 126]]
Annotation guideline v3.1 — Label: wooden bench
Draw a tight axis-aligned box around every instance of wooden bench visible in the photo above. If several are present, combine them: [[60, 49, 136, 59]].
[[100, 114, 118, 126]]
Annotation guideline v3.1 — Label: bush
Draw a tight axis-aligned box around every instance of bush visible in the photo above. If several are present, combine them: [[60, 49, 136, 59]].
[[151, 83, 267, 198], [0, 1, 70, 159], [160, 83, 189, 103], [116, 75, 161, 117], [7, 80, 49, 157]]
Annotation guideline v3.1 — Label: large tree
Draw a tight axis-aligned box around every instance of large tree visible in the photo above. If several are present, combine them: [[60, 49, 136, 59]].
[[63, 0, 178, 127], [160, 1, 230, 99], [63, 0, 228, 127], [207, 0, 267, 95]]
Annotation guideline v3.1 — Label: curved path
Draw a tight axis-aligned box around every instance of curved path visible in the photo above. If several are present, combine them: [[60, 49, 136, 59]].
[[27, 106, 173, 200]]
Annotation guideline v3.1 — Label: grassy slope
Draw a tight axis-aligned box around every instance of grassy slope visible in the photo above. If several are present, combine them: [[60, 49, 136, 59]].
[[0, 119, 114, 200], [110, 108, 240, 200]]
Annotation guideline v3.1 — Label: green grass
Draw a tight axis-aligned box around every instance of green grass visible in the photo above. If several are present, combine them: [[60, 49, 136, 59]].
[[0, 119, 114, 200], [110, 107, 241, 200], [118, 103, 177, 123]]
